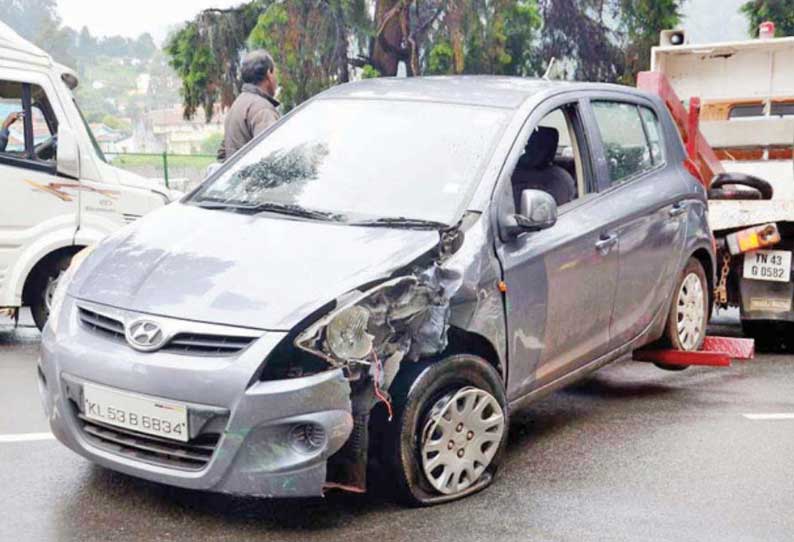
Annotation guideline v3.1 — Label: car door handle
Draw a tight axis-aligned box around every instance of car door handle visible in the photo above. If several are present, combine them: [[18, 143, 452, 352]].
[[595, 234, 618, 254], [669, 202, 688, 217]]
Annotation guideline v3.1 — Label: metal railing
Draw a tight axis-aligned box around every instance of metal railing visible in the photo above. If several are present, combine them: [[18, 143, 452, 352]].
[[104, 152, 217, 192]]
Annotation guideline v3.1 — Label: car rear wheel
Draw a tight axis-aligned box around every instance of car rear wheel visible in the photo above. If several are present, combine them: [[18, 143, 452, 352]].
[[383, 355, 508, 506], [656, 258, 709, 369]]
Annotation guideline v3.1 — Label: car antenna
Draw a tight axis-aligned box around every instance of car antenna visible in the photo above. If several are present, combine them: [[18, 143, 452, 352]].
[[543, 57, 557, 81]]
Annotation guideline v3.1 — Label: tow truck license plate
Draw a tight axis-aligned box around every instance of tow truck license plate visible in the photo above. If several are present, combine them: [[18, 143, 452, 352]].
[[83, 384, 189, 442], [743, 250, 792, 283]]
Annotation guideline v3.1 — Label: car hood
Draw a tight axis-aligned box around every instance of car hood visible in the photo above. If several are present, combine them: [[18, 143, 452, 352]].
[[72, 203, 441, 330]]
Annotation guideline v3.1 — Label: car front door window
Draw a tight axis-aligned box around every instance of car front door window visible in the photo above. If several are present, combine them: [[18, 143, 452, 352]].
[[497, 100, 621, 397]]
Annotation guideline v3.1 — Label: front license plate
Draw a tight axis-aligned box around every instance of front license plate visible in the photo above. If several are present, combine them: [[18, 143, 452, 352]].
[[743, 250, 792, 283], [83, 384, 189, 442]]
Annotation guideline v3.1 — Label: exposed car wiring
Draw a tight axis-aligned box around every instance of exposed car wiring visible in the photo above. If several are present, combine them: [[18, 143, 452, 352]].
[[372, 350, 393, 422]]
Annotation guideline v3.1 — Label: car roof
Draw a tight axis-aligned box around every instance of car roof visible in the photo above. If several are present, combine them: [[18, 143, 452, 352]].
[[317, 76, 646, 109]]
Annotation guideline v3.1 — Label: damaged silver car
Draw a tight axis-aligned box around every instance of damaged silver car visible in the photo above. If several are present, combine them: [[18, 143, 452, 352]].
[[39, 76, 714, 505]]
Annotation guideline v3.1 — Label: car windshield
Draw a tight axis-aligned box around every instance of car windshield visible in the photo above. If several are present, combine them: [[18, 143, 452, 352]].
[[189, 98, 510, 225]]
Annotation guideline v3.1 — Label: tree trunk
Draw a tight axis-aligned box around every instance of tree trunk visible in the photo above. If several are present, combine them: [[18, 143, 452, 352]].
[[331, 0, 350, 83], [447, 0, 465, 74], [372, 0, 404, 76]]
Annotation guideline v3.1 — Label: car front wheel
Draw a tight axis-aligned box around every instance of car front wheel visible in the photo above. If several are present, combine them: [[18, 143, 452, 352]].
[[384, 354, 508, 506], [30, 254, 73, 332]]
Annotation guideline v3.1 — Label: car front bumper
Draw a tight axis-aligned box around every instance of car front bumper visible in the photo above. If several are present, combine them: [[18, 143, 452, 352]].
[[38, 297, 353, 498]]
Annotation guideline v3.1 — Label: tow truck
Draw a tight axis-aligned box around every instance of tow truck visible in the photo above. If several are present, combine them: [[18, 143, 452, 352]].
[[637, 25, 794, 357]]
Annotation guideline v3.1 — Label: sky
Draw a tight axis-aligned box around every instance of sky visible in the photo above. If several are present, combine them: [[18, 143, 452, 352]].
[[56, 0, 752, 45], [57, 0, 241, 44]]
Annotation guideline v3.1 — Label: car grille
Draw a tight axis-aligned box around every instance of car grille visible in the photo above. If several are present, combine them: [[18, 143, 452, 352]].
[[166, 333, 257, 355], [78, 307, 125, 340], [75, 411, 219, 470], [77, 307, 258, 356]]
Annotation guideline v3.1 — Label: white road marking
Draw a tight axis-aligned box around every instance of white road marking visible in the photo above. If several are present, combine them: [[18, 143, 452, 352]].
[[743, 413, 794, 421], [0, 432, 55, 443]]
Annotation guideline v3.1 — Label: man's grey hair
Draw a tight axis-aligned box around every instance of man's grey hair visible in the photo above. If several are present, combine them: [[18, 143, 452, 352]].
[[241, 50, 275, 85]]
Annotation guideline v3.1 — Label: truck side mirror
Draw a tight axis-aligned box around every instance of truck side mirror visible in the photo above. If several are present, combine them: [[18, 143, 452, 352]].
[[56, 127, 80, 179], [501, 189, 558, 240]]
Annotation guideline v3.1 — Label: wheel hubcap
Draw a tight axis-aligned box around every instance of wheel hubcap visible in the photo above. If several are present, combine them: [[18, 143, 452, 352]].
[[676, 272, 705, 350], [420, 386, 505, 495]]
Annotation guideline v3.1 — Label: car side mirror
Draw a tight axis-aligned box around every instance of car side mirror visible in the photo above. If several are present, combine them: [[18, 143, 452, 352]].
[[502, 189, 558, 240], [56, 127, 80, 179]]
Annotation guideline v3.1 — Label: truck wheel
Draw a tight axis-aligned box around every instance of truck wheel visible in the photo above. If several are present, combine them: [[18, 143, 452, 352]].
[[30, 254, 73, 331], [662, 258, 709, 353], [741, 320, 779, 351], [384, 355, 508, 506]]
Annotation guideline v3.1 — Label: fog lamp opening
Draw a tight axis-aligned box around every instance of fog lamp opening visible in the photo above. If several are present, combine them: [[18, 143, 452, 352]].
[[289, 423, 327, 454]]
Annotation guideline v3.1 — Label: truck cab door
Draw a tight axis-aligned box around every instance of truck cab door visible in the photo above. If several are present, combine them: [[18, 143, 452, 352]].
[[0, 78, 77, 307]]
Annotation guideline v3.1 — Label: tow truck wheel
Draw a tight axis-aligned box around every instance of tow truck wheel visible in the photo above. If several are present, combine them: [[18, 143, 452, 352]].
[[30, 254, 73, 332], [657, 258, 709, 368], [384, 355, 507, 506], [741, 320, 780, 351]]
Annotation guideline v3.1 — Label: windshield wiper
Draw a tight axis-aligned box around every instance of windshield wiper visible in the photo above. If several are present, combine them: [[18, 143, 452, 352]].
[[352, 216, 449, 230], [196, 200, 343, 221], [195, 200, 239, 210]]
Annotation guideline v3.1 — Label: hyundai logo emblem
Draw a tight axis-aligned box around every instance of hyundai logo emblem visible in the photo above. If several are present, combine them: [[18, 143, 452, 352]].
[[125, 319, 166, 352]]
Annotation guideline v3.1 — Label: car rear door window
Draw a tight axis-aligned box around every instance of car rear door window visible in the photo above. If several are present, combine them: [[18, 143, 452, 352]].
[[639, 107, 664, 165], [591, 101, 655, 186]]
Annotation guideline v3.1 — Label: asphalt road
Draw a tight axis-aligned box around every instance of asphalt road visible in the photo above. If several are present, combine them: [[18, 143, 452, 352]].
[[2, 310, 794, 542]]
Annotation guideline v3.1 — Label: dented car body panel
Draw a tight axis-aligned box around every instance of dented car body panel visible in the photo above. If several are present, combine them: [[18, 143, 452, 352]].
[[69, 203, 442, 331], [39, 76, 713, 498]]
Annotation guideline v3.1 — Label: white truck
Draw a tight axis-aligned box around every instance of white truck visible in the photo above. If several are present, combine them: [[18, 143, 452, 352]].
[[650, 29, 794, 345], [0, 21, 175, 330]]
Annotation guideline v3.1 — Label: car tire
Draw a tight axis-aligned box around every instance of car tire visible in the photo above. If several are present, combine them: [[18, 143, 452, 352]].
[[656, 258, 709, 369], [30, 254, 73, 332], [382, 354, 508, 507]]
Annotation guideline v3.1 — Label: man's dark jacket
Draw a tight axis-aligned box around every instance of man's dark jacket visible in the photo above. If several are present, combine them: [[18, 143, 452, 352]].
[[217, 83, 281, 161]]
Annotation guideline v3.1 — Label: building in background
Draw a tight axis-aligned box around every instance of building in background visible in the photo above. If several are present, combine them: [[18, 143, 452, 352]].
[[147, 104, 225, 154]]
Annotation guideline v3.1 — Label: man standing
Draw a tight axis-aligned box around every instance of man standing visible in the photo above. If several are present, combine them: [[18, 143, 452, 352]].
[[0, 111, 22, 152], [217, 50, 281, 161]]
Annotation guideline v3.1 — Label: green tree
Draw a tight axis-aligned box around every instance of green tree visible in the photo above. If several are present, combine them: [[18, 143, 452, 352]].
[[617, 0, 683, 83], [464, 0, 542, 75], [77, 26, 98, 57], [134, 33, 157, 60], [0, 0, 60, 42], [247, 2, 334, 110], [34, 19, 78, 67], [164, 0, 687, 119], [538, 0, 624, 82], [165, 1, 268, 119], [741, 0, 794, 37]]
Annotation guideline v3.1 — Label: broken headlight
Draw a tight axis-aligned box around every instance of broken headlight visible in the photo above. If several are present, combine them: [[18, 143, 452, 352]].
[[326, 306, 374, 360], [295, 273, 450, 369]]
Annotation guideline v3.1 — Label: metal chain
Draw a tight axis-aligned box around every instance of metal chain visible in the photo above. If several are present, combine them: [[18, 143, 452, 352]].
[[715, 252, 732, 306]]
